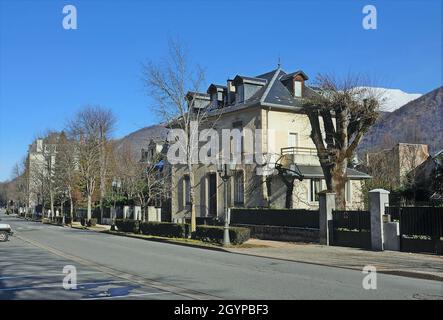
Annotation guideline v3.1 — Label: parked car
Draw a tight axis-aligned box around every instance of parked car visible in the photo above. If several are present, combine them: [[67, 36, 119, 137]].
[[0, 223, 13, 242]]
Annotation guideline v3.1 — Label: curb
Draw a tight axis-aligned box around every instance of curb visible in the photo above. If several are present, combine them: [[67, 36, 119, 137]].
[[101, 230, 228, 253], [224, 250, 443, 282]]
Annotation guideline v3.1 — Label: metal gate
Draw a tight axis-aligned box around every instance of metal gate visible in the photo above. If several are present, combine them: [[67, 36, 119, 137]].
[[331, 210, 371, 249], [387, 207, 443, 254]]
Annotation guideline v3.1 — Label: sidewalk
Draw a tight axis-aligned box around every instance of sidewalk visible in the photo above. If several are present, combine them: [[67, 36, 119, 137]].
[[226, 239, 443, 281], [70, 221, 111, 232]]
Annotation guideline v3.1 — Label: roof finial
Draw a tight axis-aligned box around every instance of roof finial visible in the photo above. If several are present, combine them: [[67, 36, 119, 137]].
[[277, 55, 281, 69]]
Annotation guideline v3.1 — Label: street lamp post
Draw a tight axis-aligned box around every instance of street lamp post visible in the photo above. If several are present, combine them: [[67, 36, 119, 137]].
[[111, 179, 121, 231], [217, 162, 235, 247]]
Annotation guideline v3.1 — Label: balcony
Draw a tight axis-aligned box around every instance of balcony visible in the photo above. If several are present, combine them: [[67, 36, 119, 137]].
[[280, 147, 320, 166]]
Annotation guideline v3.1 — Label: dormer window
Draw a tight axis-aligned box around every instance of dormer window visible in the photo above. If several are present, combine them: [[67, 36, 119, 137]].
[[207, 84, 227, 109], [232, 75, 267, 104], [185, 92, 210, 111], [236, 85, 244, 103], [280, 70, 309, 98]]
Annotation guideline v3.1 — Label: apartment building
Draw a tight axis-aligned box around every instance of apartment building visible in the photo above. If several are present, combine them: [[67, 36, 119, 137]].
[[26, 133, 59, 210]]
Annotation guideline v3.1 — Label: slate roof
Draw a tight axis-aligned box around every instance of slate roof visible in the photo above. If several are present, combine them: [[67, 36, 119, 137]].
[[280, 70, 309, 81], [213, 68, 322, 114], [233, 75, 268, 86]]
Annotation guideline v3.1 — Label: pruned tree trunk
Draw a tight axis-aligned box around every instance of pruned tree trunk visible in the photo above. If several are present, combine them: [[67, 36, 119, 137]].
[[99, 128, 106, 224], [87, 194, 92, 220], [331, 159, 347, 210], [70, 197, 74, 220], [50, 191, 54, 219], [189, 167, 196, 234]]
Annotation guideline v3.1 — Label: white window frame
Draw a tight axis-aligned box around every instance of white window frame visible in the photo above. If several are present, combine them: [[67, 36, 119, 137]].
[[309, 179, 323, 203], [294, 80, 302, 97]]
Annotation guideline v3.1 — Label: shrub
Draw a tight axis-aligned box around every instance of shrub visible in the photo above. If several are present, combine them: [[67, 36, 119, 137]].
[[55, 217, 64, 225], [115, 219, 140, 233], [193, 225, 250, 245], [140, 222, 187, 238], [64, 217, 72, 225], [88, 218, 97, 227]]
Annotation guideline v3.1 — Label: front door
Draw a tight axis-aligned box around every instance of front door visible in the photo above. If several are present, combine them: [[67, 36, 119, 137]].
[[208, 173, 217, 217]]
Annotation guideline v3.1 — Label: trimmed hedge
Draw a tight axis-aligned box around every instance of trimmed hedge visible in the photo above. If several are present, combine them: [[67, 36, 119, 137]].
[[114, 220, 250, 245], [193, 225, 250, 245], [140, 222, 187, 238], [115, 219, 140, 233]]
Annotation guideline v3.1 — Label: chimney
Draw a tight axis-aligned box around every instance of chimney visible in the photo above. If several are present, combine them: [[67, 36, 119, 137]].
[[36, 139, 43, 153]]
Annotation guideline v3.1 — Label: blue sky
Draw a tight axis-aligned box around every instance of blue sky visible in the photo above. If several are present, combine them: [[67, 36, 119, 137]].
[[0, 0, 441, 181]]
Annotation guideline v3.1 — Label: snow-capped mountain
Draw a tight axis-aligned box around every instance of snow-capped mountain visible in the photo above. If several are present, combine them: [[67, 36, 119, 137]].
[[359, 86, 443, 155], [366, 87, 422, 112]]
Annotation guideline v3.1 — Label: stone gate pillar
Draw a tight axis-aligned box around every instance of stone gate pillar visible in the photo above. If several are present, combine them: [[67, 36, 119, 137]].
[[369, 189, 390, 251], [319, 192, 336, 245]]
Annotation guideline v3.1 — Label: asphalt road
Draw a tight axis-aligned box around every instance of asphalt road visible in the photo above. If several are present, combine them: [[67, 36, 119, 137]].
[[0, 212, 442, 300]]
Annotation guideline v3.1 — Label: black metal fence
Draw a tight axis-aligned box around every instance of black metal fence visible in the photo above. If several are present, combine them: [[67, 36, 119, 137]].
[[386, 206, 443, 237], [385, 206, 401, 221], [399, 207, 443, 238], [331, 210, 371, 249], [332, 210, 371, 232], [386, 206, 443, 254], [230, 208, 319, 229]]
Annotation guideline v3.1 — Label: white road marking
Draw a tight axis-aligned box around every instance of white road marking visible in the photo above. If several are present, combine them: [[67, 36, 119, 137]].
[[0, 271, 102, 281], [82, 291, 170, 300], [0, 280, 127, 292]]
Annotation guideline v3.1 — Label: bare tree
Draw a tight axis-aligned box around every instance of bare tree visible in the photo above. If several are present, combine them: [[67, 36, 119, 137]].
[[27, 151, 47, 215], [43, 132, 59, 218], [113, 141, 169, 221], [142, 39, 208, 232], [11, 158, 29, 215], [0, 182, 8, 207], [69, 106, 116, 221], [303, 74, 384, 209]]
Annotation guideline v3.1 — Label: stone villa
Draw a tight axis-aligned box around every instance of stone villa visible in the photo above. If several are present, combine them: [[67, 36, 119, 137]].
[[169, 68, 371, 222]]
